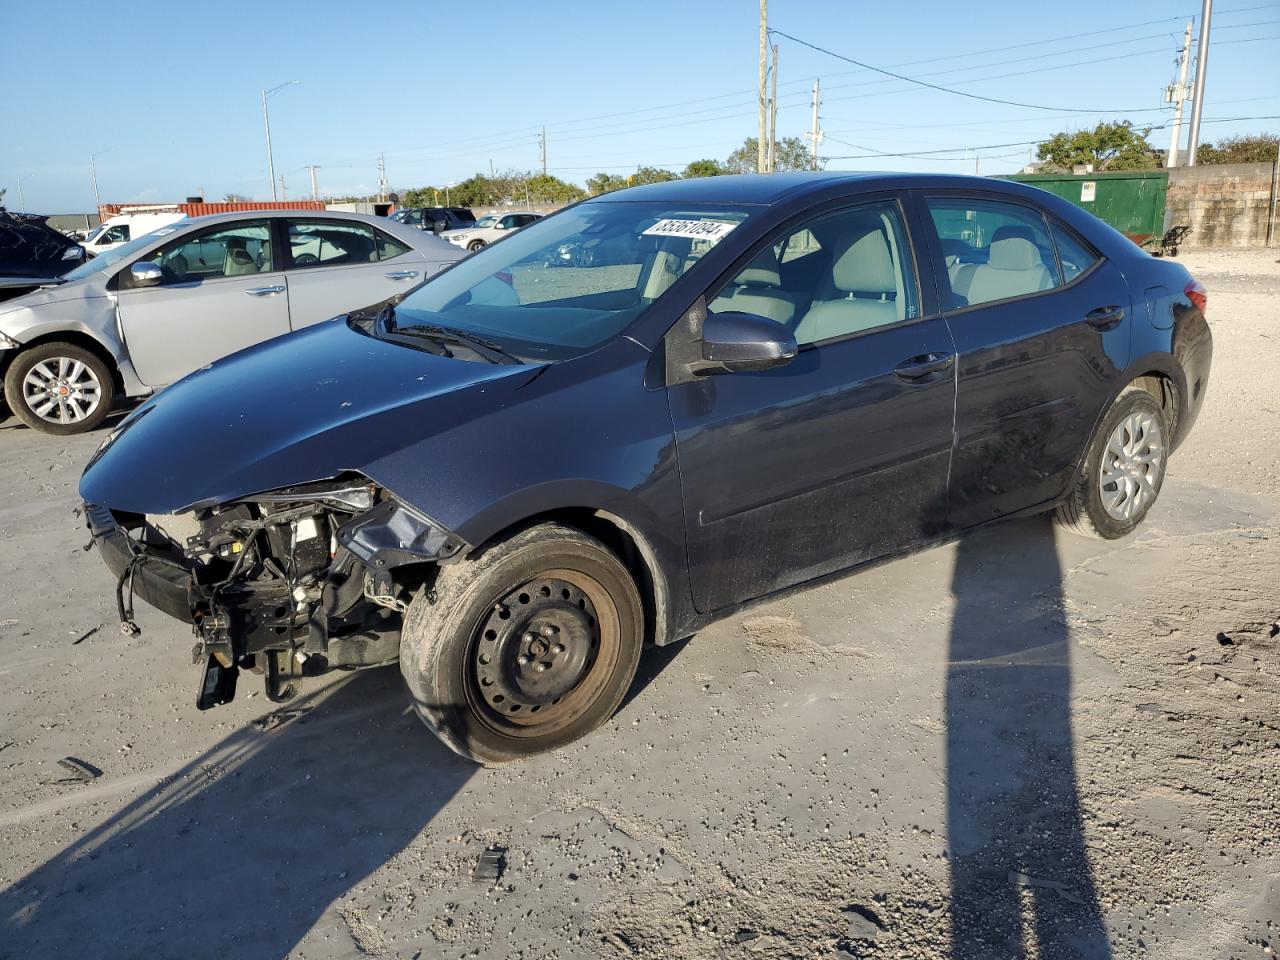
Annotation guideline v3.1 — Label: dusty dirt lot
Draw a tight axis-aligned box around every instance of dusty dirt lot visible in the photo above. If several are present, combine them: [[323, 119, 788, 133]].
[[1, 249, 1277, 960]]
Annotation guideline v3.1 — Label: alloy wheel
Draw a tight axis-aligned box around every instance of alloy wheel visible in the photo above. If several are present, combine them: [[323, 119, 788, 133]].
[[22, 357, 104, 425], [1099, 411, 1163, 521]]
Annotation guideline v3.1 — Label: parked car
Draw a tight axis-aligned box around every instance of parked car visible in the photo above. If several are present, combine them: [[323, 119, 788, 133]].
[[80, 172, 1211, 764], [81, 209, 188, 257], [0, 210, 87, 303], [441, 211, 542, 251], [390, 206, 476, 234], [0, 210, 460, 433]]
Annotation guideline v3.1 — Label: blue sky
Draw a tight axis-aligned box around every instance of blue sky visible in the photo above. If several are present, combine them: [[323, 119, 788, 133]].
[[2, 0, 1277, 212]]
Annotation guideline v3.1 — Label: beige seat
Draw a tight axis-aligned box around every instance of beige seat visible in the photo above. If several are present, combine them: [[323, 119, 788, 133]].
[[963, 235, 1054, 305], [223, 244, 259, 277], [793, 229, 901, 343], [713, 247, 799, 325]]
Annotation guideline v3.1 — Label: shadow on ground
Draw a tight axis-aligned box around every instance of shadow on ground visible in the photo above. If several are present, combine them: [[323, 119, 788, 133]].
[[0, 668, 474, 960], [946, 516, 1112, 958]]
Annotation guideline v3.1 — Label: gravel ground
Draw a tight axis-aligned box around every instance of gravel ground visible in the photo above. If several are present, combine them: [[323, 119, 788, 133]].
[[1, 249, 1277, 960]]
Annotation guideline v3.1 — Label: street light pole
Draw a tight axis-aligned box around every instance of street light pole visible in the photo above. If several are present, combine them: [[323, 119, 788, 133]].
[[1187, 0, 1213, 166], [17, 176, 27, 212], [261, 81, 300, 201]]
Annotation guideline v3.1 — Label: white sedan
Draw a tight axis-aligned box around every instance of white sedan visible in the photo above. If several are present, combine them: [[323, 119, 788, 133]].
[[441, 212, 543, 252]]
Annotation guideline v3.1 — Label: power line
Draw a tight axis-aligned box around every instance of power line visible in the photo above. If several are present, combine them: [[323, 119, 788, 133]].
[[768, 27, 1161, 113]]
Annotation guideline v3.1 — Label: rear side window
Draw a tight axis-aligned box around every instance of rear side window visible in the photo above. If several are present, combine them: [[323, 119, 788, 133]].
[[926, 197, 1061, 309], [1050, 222, 1099, 283], [287, 220, 378, 268], [375, 228, 411, 261]]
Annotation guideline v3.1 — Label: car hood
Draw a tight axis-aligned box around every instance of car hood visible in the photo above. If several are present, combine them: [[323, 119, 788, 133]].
[[80, 318, 544, 514]]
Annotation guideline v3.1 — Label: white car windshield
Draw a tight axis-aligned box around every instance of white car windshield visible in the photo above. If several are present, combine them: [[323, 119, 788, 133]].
[[472, 216, 499, 230], [386, 201, 752, 362], [59, 227, 183, 282]]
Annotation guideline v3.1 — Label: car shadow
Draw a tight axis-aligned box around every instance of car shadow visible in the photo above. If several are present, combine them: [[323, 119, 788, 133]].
[[0, 667, 475, 960], [945, 515, 1112, 958]]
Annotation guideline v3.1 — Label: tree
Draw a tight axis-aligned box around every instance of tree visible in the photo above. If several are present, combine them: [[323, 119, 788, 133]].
[[1197, 133, 1280, 165], [629, 166, 678, 186], [1035, 121, 1159, 172], [525, 173, 586, 204], [222, 192, 249, 202], [682, 159, 726, 179], [587, 172, 627, 195], [723, 136, 816, 174]]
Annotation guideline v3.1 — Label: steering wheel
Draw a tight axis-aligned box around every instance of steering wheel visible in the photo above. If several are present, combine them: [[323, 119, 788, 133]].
[[294, 253, 320, 267]]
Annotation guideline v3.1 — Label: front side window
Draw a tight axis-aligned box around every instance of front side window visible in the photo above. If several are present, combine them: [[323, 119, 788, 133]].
[[710, 199, 920, 346], [387, 201, 753, 360], [98, 224, 130, 245], [288, 220, 378, 268], [926, 197, 1060, 309], [127, 221, 272, 287]]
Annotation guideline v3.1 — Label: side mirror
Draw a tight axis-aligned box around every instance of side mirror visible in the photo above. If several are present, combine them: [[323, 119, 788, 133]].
[[129, 261, 163, 287], [701, 310, 797, 372], [665, 298, 797, 385], [492, 221, 506, 231]]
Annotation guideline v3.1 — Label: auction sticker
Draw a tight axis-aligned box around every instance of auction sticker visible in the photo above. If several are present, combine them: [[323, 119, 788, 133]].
[[642, 219, 739, 243]]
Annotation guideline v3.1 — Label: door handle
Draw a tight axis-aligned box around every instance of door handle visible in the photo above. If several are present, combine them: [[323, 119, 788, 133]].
[[384, 270, 420, 280], [245, 285, 285, 297], [1084, 305, 1124, 330], [894, 352, 955, 381]]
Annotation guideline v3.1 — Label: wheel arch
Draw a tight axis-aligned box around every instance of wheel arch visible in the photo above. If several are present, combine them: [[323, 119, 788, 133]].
[[5, 330, 124, 395]]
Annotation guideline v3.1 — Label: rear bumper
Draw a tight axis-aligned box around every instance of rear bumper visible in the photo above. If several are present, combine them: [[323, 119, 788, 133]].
[[85, 502, 195, 624]]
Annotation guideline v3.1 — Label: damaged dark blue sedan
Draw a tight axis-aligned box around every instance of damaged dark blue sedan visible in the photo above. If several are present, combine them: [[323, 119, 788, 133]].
[[81, 173, 1212, 763]]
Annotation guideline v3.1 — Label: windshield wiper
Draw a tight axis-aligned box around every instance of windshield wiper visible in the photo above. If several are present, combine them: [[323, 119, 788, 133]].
[[391, 322, 521, 365]]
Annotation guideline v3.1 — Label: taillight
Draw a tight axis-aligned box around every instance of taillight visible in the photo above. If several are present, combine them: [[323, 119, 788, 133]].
[[1185, 279, 1207, 315]]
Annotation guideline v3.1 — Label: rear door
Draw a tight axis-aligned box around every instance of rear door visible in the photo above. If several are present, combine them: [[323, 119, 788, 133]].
[[670, 195, 958, 613], [116, 219, 289, 387], [918, 191, 1132, 526], [281, 218, 426, 327]]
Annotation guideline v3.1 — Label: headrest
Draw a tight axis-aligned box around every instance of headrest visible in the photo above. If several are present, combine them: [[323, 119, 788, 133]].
[[228, 248, 254, 264], [736, 247, 782, 287], [987, 236, 1041, 271], [833, 230, 895, 294], [991, 224, 1036, 244]]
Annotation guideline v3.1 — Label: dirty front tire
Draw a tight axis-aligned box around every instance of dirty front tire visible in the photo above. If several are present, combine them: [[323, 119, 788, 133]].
[[1056, 385, 1169, 540], [400, 523, 644, 765], [3, 342, 114, 435]]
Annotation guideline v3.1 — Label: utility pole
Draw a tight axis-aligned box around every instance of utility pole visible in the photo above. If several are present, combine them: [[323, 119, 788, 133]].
[[538, 127, 547, 176], [490, 158, 495, 177], [806, 78, 823, 171], [767, 43, 779, 173], [1165, 20, 1194, 168], [89, 148, 109, 215], [261, 81, 300, 201], [1187, 0, 1213, 166], [377, 153, 387, 203], [17, 176, 27, 212], [306, 165, 320, 200], [758, 0, 768, 173], [279, 174, 288, 200]]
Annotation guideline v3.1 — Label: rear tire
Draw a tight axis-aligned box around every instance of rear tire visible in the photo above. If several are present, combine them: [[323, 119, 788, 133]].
[[400, 523, 644, 764], [1056, 385, 1169, 540], [3, 342, 114, 435]]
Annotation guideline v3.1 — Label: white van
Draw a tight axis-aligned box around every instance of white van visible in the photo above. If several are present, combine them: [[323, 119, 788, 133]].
[[81, 209, 187, 257]]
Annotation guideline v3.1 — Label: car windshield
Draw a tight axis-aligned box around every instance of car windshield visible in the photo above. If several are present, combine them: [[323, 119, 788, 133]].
[[472, 216, 499, 230], [387, 200, 753, 361], [59, 226, 184, 282]]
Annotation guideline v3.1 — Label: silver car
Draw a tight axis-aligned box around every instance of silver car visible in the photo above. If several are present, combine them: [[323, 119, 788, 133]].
[[0, 211, 461, 434]]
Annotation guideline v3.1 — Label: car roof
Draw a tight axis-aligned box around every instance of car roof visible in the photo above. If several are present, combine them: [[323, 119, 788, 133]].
[[585, 171, 1035, 205], [176, 209, 403, 228]]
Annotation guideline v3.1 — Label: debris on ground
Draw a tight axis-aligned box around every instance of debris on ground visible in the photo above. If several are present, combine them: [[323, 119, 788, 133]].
[[71, 624, 102, 645], [841, 903, 885, 940], [251, 708, 311, 733], [473, 846, 507, 883], [55, 757, 103, 783], [1009, 869, 1085, 905]]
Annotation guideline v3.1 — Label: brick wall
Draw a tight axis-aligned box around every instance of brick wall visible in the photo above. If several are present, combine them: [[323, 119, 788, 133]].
[[1166, 161, 1278, 248]]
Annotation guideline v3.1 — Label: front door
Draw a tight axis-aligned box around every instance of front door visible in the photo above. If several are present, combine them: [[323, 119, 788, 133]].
[[116, 219, 290, 388], [920, 193, 1132, 527], [670, 197, 958, 614], [281, 218, 423, 328]]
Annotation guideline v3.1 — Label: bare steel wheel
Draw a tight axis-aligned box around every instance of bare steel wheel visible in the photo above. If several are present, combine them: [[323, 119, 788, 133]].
[[400, 523, 643, 764], [1057, 384, 1170, 540], [4, 342, 114, 435]]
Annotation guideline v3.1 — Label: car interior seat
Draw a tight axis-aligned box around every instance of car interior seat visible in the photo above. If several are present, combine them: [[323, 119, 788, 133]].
[[223, 241, 260, 277], [961, 233, 1054, 305], [711, 246, 800, 325], [792, 226, 903, 343]]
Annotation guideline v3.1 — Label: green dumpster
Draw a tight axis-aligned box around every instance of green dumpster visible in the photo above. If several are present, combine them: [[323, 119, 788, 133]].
[[1006, 170, 1168, 248]]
